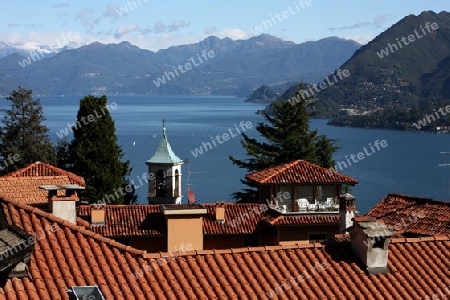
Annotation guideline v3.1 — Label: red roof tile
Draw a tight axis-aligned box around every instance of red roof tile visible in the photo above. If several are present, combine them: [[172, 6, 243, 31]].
[[263, 213, 340, 226], [0, 162, 86, 205], [7, 161, 85, 186], [203, 203, 267, 235], [78, 203, 268, 237], [140, 236, 450, 299], [366, 193, 450, 235], [1, 193, 449, 299], [0, 176, 79, 205], [79, 205, 166, 237], [0, 193, 148, 299], [246, 160, 358, 185]]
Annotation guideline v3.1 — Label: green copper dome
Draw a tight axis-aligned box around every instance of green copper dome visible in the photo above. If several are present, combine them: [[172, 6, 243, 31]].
[[146, 126, 183, 164]]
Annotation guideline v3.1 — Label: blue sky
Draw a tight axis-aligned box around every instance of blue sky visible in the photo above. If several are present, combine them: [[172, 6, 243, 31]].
[[1, 0, 448, 51]]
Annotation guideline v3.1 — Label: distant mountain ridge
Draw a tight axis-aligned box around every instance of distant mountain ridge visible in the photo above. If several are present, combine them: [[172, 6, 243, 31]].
[[261, 10, 450, 131], [315, 11, 450, 118], [0, 40, 83, 59], [0, 34, 360, 96]]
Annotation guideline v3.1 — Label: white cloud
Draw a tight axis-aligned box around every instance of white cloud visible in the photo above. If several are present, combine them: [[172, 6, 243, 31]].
[[341, 34, 375, 45], [52, 3, 70, 8], [217, 28, 251, 40], [204, 26, 217, 35], [152, 20, 190, 34], [114, 24, 138, 39], [7, 23, 43, 29], [76, 8, 99, 28], [328, 15, 390, 32], [103, 4, 122, 22]]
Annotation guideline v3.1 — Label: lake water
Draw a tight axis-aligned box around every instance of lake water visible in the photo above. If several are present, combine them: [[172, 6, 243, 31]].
[[5, 95, 450, 214]]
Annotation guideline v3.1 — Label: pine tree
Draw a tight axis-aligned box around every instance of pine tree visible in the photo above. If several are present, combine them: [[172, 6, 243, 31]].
[[230, 83, 339, 202], [68, 95, 136, 204], [0, 87, 54, 174]]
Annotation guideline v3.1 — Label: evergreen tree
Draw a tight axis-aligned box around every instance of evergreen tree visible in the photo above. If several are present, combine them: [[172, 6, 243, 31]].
[[230, 83, 339, 202], [0, 87, 54, 174], [68, 95, 136, 204], [55, 137, 71, 169]]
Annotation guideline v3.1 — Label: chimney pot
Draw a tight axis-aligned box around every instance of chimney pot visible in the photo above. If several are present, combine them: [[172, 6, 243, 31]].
[[215, 201, 225, 223], [349, 217, 392, 274], [40, 185, 84, 224], [339, 193, 356, 233]]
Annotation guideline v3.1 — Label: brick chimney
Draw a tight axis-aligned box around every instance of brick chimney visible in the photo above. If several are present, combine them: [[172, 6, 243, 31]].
[[348, 216, 393, 274], [40, 184, 85, 224], [339, 193, 355, 233], [215, 202, 225, 223]]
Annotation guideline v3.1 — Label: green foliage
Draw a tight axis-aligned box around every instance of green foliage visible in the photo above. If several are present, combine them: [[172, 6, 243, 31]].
[[0, 87, 54, 173], [55, 137, 71, 169], [67, 95, 136, 204], [230, 83, 339, 202]]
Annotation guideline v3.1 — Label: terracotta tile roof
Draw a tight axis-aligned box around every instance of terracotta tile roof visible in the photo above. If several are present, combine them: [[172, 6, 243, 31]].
[[263, 213, 340, 226], [79, 205, 166, 237], [0, 162, 86, 205], [0, 176, 79, 205], [6, 161, 85, 186], [78, 203, 268, 237], [162, 204, 205, 210], [246, 160, 358, 185], [0, 193, 148, 299], [1, 193, 450, 299], [140, 235, 450, 299], [203, 203, 267, 235], [366, 193, 450, 235]]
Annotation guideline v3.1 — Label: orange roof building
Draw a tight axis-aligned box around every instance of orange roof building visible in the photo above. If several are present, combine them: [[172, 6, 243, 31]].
[[0, 193, 449, 299], [366, 193, 450, 236], [0, 162, 85, 206], [246, 160, 358, 213]]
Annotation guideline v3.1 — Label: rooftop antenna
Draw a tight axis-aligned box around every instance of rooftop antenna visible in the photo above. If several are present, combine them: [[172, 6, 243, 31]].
[[183, 159, 206, 204], [438, 151, 450, 196]]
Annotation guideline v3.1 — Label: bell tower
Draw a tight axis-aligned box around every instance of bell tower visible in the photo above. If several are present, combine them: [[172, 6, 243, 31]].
[[146, 121, 183, 204]]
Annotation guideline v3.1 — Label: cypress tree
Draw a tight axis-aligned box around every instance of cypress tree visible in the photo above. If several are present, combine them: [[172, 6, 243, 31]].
[[0, 87, 54, 174], [68, 95, 136, 204], [230, 83, 339, 202]]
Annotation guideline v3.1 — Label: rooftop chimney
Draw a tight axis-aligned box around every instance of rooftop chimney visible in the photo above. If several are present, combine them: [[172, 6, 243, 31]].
[[91, 205, 106, 225], [162, 205, 207, 252], [348, 216, 393, 274], [215, 202, 225, 223], [40, 184, 85, 224], [339, 193, 355, 233]]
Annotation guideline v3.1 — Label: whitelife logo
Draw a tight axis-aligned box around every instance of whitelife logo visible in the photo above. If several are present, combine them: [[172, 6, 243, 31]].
[[287, 69, 350, 105], [376, 22, 439, 59], [412, 105, 450, 130], [153, 50, 215, 87], [190, 121, 253, 157], [56, 102, 118, 138], [251, 0, 312, 35], [18, 32, 81, 68], [329, 139, 388, 173]]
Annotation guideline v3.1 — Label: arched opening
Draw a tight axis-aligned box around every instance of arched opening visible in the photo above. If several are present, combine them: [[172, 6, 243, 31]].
[[174, 169, 180, 197], [156, 170, 167, 197]]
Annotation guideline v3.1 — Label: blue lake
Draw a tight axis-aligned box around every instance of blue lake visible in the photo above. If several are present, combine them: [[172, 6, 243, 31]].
[[5, 95, 450, 214]]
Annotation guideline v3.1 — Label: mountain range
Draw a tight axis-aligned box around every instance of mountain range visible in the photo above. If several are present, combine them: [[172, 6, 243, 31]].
[[0, 34, 360, 97], [0, 41, 83, 59], [254, 11, 450, 131]]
